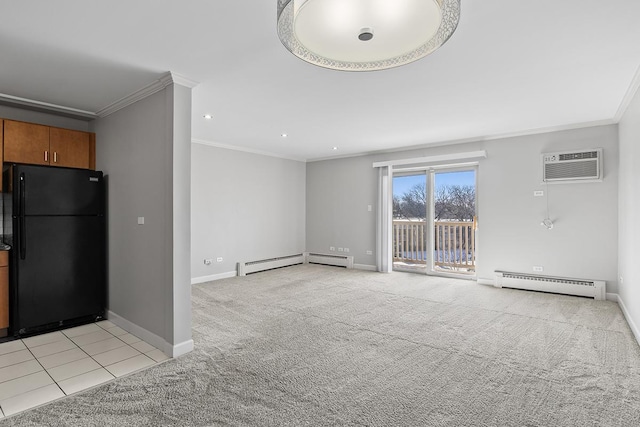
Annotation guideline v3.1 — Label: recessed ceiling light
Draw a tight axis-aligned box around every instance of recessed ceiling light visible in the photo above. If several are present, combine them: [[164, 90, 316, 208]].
[[203, 114, 213, 120], [281, 133, 288, 138], [332, 147, 338, 150]]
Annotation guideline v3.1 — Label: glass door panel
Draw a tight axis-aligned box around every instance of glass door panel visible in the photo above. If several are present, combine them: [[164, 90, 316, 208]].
[[392, 173, 428, 273], [432, 169, 476, 276]]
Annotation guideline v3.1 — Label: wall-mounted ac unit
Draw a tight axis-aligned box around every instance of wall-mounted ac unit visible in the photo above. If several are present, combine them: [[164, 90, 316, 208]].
[[542, 148, 602, 182]]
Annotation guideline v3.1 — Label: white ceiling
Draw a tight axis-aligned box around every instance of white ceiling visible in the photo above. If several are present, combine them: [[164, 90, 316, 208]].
[[1, 0, 639, 161]]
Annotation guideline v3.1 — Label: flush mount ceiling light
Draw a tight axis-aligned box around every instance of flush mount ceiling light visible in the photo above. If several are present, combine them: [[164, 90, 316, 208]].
[[277, 0, 460, 71]]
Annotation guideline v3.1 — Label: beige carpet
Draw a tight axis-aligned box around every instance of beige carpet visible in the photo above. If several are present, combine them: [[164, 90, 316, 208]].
[[4, 264, 640, 426]]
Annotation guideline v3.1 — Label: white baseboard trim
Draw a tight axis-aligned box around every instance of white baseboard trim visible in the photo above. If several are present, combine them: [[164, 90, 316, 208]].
[[616, 294, 640, 347], [108, 310, 168, 355], [107, 310, 193, 358], [169, 339, 195, 358], [191, 271, 237, 284], [606, 293, 619, 302], [476, 278, 494, 286], [354, 264, 377, 271]]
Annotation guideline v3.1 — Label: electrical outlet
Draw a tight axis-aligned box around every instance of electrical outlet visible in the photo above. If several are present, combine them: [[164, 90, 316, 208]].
[[533, 266, 543, 272], [137, 217, 145, 225], [329, 246, 335, 251], [367, 205, 372, 212], [337, 248, 344, 252], [366, 250, 373, 255], [204, 259, 212, 265], [534, 191, 544, 197], [216, 257, 223, 262], [344, 248, 349, 253]]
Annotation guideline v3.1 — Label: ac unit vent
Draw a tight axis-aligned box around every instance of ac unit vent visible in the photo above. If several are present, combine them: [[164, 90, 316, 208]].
[[558, 151, 598, 161], [542, 149, 602, 182]]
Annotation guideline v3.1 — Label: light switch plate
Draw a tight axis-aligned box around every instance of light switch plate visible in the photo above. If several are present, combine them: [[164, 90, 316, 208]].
[[137, 217, 145, 225]]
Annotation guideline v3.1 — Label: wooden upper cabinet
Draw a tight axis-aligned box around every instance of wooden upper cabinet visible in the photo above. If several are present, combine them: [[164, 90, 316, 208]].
[[4, 120, 50, 166], [50, 127, 92, 169], [2, 119, 96, 170]]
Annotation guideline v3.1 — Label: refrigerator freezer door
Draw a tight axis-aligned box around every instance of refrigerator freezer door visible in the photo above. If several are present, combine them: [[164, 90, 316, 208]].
[[14, 216, 105, 332], [13, 164, 104, 216]]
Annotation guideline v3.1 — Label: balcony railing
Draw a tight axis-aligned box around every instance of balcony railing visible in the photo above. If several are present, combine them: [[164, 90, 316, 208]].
[[393, 219, 476, 272]]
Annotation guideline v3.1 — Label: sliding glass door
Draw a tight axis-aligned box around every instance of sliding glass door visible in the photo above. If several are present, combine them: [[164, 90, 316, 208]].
[[392, 167, 477, 277], [432, 169, 477, 276], [392, 173, 428, 273]]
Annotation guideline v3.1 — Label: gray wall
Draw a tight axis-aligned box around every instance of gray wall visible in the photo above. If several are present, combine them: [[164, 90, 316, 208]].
[[93, 82, 192, 353], [191, 144, 306, 280], [307, 125, 619, 292], [618, 86, 640, 337], [0, 105, 90, 131], [306, 155, 378, 268], [168, 84, 192, 349]]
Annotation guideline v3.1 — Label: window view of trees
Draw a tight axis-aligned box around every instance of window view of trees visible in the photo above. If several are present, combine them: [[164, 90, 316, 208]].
[[393, 183, 475, 221]]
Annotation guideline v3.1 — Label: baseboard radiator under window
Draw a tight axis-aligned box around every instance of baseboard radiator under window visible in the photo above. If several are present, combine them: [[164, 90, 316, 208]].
[[494, 271, 605, 300], [238, 254, 305, 276], [305, 253, 354, 269]]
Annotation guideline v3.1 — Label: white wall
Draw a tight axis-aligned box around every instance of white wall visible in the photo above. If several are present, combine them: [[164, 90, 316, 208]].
[[93, 80, 193, 356], [307, 125, 619, 291], [191, 144, 306, 282], [618, 86, 640, 340]]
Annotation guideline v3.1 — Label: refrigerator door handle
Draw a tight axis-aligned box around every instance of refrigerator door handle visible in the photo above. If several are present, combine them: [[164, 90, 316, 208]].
[[19, 173, 26, 260]]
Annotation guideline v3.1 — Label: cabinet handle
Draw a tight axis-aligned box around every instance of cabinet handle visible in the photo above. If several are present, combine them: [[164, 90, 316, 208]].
[[54, 152, 57, 163], [44, 151, 48, 162]]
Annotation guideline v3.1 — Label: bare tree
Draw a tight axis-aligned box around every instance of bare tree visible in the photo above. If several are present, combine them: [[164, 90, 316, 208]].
[[393, 183, 475, 221]]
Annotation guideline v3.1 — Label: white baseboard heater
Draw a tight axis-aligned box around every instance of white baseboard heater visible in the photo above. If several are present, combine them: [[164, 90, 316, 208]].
[[495, 271, 605, 300], [305, 253, 354, 269], [237, 254, 305, 276], [237, 252, 355, 276]]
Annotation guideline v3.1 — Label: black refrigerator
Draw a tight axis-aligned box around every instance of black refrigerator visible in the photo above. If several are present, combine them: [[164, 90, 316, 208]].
[[3, 164, 106, 336]]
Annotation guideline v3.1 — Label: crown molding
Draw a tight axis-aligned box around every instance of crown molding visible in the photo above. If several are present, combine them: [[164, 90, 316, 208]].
[[308, 119, 616, 163], [0, 71, 199, 121], [96, 71, 198, 118], [170, 72, 199, 89], [614, 63, 640, 122], [97, 72, 170, 118], [192, 138, 306, 163], [0, 93, 97, 120]]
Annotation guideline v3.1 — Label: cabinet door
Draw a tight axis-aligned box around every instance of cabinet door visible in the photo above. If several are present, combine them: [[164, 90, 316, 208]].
[[3, 120, 50, 166], [50, 127, 92, 169]]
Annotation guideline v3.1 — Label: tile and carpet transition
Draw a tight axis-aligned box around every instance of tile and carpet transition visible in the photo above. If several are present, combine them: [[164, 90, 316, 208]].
[[3, 264, 639, 426]]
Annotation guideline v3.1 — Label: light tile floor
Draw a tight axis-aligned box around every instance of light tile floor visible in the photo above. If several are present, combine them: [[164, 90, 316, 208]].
[[0, 320, 169, 418]]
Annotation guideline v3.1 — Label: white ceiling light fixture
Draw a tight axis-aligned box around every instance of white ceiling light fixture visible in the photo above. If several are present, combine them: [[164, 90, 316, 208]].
[[277, 0, 461, 71]]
